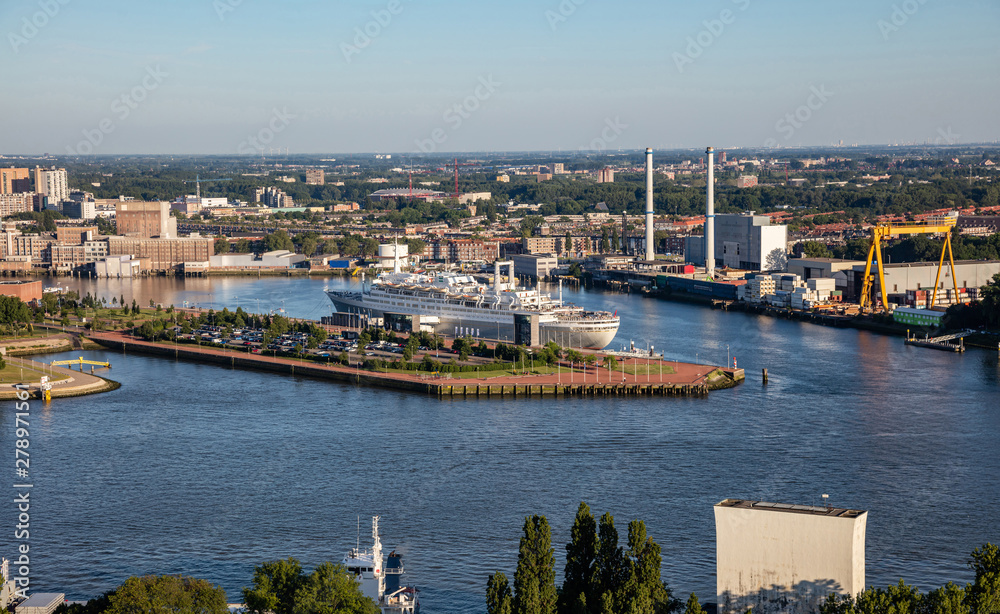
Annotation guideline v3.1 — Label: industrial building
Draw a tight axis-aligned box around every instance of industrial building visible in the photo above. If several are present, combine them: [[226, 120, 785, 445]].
[[107, 236, 213, 271], [512, 254, 558, 279], [209, 250, 306, 270], [848, 260, 1000, 306], [686, 214, 788, 272], [0, 280, 42, 303], [715, 499, 867, 614]]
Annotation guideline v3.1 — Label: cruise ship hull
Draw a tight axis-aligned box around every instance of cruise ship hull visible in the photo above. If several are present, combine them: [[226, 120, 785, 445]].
[[327, 291, 618, 349]]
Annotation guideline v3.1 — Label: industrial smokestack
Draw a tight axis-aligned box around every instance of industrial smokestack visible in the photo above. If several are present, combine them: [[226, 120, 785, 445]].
[[645, 148, 654, 261], [706, 146, 715, 279]]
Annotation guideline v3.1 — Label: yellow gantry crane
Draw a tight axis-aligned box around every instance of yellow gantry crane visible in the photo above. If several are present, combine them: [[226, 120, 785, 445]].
[[860, 217, 960, 313]]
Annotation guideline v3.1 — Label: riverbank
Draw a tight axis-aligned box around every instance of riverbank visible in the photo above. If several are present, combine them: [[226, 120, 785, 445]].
[[0, 356, 120, 400], [88, 331, 744, 398]]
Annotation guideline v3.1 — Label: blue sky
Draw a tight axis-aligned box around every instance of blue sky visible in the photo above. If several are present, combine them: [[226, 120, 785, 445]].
[[2, 0, 998, 154]]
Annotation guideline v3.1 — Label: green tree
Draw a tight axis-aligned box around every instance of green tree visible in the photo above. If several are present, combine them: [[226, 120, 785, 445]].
[[104, 574, 228, 614], [561, 502, 598, 614], [803, 241, 833, 258], [488, 572, 514, 614], [292, 562, 379, 614], [592, 513, 625, 614], [921, 583, 969, 614], [513, 515, 557, 614], [0, 295, 32, 335], [235, 238, 253, 253], [619, 520, 675, 614], [967, 543, 1000, 614], [565, 232, 573, 254], [683, 594, 705, 614], [243, 558, 306, 614], [264, 230, 295, 252], [980, 274, 1000, 328], [214, 237, 230, 255]]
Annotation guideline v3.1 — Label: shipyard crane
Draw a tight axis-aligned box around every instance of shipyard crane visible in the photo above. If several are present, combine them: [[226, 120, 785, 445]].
[[859, 217, 960, 313], [183, 174, 232, 200], [450, 159, 480, 198]]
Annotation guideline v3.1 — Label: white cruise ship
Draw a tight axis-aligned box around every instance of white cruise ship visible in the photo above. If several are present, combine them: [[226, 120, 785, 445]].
[[326, 260, 620, 349]]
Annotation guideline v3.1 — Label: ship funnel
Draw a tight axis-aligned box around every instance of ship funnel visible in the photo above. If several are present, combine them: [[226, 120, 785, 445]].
[[705, 146, 715, 279]]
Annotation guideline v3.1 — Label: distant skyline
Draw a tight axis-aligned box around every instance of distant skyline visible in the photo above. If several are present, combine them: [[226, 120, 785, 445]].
[[2, 0, 998, 155]]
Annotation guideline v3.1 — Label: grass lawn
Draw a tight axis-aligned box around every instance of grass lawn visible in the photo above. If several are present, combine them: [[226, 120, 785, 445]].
[[620, 363, 677, 376], [0, 362, 70, 385]]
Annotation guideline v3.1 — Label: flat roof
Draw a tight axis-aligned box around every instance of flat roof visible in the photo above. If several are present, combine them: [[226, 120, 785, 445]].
[[716, 498, 866, 518], [18, 593, 64, 606]]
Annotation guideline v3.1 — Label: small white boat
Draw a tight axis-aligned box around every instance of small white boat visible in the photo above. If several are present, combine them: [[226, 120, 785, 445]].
[[343, 516, 419, 613]]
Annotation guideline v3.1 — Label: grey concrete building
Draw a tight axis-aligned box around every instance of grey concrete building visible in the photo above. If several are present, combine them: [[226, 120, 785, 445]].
[[716, 499, 867, 614]]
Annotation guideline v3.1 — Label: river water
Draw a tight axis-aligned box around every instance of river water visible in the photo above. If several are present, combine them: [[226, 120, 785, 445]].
[[2, 276, 998, 613]]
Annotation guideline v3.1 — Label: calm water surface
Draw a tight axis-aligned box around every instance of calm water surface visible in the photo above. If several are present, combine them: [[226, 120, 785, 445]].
[[0, 276, 997, 613]]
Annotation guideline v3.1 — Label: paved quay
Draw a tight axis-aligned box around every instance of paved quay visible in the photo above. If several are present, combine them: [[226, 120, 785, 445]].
[[88, 331, 744, 398]]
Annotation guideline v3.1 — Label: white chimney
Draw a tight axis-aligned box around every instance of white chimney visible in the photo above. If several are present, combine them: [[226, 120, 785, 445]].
[[645, 148, 654, 261], [706, 146, 715, 279]]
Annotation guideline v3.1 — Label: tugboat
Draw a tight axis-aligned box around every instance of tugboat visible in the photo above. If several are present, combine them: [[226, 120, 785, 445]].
[[343, 516, 419, 613]]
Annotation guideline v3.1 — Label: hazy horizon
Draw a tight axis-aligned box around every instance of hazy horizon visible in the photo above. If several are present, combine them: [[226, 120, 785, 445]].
[[4, 0, 998, 156]]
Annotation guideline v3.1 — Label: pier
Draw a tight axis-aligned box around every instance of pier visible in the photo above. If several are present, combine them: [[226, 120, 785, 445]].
[[87, 332, 744, 398]]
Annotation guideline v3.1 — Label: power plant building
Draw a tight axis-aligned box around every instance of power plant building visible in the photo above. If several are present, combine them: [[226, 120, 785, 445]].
[[686, 214, 788, 272], [715, 499, 867, 614]]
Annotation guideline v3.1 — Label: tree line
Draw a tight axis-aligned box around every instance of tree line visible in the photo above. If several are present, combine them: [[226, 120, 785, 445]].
[[56, 558, 378, 614], [487, 503, 678, 614]]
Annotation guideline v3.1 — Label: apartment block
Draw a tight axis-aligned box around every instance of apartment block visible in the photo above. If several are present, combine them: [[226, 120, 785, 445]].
[[305, 169, 325, 185], [0, 193, 35, 217], [34, 167, 69, 203], [116, 201, 177, 238], [0, 168, 30, 194]]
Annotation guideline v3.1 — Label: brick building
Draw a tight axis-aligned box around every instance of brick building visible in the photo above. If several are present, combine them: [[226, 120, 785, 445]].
[[107, 236, 214, 271], [116, 201, 177, 238]]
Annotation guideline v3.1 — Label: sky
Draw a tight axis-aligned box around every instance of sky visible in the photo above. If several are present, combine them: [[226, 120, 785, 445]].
[[1, 0, 998, 155]]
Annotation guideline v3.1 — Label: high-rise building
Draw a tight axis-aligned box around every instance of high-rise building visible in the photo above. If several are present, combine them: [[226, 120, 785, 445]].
[[597, 168, 614, 183], [115, 201, 177, 238], [720, 151, 728, 164], [34, 167, 69, 203], [737, 175, 759, 189], [253, 187, 295, 208], [305, 169, 325, 185], [0, 168, 30, 194], [553, 163, 565, 175], [715, 499, 867, 614], [0, 193, 35, 217]]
